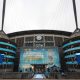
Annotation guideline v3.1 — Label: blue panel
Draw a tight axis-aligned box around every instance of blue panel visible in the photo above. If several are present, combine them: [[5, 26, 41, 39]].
[[2, 62, 14, 64], [0, 42, 16, 49], [65, 54, 75, 58], [76, 55, 80, 64], [63, 40, 80, 48], [64, 47, 80, 53], [0, 54, 15, 59], [0, 48, 16, 54], [76, 53, 80, 55], [7, 62, 14, 64], [0, 54, 4, 63], [4, 55, 15, 59], [66, 61, 77, 64]]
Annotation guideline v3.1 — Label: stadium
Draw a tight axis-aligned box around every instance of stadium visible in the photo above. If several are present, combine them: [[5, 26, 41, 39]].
[[0, 31, 17, 72], [0, 0, 80, 79], [62, 31, 80, 72]]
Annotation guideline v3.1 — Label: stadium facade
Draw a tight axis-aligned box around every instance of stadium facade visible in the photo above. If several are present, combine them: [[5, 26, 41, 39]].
[[0, 29, 80, 73], [62, 31, 80, 72], [0, 31, 17, 72], [7, 30, 72, 72]]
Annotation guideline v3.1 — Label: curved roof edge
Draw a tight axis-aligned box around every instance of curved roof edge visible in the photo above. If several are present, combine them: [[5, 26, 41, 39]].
[[7, 30, 72, 37]]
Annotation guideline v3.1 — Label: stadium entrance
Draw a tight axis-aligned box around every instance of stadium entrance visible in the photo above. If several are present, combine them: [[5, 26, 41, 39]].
[[33, 64, 46, 73]]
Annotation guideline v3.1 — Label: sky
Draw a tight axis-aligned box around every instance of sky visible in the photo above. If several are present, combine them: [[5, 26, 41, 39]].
[[0, 0, 80, 33]]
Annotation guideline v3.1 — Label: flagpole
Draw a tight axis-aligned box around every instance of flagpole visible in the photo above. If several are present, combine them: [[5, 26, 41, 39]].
[[72, 0, 78, 30], [1, 0, 7, 75], [1, 0, 6, 31]]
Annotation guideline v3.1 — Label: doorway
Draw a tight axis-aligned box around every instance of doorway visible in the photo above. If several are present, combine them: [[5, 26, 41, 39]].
[[33, 64, 46, 73]]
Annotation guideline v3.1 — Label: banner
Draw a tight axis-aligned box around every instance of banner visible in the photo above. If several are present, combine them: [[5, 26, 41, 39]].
[[19, 48, 60, 72]]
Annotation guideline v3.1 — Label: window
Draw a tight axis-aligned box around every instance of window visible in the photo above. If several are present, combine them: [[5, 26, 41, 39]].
[[16, 37, 24, 47], [10, 39, 15, 43], [54, 37, 63, 47], [45, 42, 54, 47], [25, 43, 33, 48], [45, 36, 53, 41], [35, 43, 44, 48], [25, 37, 34, 42]]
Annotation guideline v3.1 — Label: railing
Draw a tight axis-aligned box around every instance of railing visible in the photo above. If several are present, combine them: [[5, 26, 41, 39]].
[[0, 72, 80, 79]]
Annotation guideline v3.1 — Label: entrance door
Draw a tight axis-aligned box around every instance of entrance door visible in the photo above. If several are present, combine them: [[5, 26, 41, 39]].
[[34, 64, 45, 73]]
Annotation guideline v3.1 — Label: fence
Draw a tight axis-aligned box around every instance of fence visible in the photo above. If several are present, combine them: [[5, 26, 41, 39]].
[[0, 72, 80, 79]]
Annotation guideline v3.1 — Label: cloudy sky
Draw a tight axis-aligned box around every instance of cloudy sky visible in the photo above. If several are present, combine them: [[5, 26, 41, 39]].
[[0, 0, 80, 33]]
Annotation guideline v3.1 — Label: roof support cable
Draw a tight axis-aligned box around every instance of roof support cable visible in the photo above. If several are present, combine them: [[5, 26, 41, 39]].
[[1, 0, 6, 31]]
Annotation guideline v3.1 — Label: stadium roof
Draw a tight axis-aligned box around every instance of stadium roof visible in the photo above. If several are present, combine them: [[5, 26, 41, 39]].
[[0, 0, 80, 33], [7, 30, 72, 37]]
